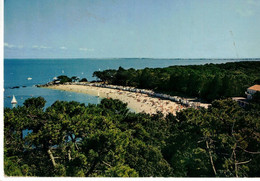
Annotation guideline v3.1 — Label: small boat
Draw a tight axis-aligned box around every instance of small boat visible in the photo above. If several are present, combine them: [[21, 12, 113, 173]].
[[27, 77, 32, 80], [11, 95, 17, 104], [53, 77, 58, 80]]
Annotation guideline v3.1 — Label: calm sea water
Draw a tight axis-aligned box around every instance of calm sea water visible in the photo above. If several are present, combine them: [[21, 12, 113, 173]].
[[4, 58, 251, 108]]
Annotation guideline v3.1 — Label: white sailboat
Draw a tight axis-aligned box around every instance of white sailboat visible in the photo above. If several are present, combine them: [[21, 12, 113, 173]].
[[11, 95, 17, 104]]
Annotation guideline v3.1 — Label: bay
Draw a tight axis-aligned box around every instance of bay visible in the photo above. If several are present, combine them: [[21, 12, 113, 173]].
[[3, 58, 252, 108]]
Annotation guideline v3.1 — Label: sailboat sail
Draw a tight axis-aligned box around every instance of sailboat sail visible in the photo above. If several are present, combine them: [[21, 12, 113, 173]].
[[11, 95, 17, 104]]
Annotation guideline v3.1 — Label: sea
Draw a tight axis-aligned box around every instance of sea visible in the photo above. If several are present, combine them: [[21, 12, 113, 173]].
[[3, 58, 256, 109]]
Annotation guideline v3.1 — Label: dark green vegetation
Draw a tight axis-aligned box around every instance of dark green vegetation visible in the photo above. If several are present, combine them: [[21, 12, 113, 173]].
[[57, 75, 87, 84], [4, 97, 260, 177], [252, 92, 260, 103], [93, 61, 260, 101]]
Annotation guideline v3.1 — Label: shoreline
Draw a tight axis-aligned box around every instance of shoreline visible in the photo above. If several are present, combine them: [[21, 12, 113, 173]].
[[43, 84, 210, 115]]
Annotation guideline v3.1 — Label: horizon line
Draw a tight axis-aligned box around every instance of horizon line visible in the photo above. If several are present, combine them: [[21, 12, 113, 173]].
[[4, 57, 260, 60]]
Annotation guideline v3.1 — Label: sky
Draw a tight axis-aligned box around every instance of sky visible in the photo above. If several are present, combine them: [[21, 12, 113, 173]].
[[4, 0, 260, 59]]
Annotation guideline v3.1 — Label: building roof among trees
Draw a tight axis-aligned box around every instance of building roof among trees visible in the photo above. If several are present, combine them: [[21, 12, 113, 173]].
[[248, 85, 260, 91]]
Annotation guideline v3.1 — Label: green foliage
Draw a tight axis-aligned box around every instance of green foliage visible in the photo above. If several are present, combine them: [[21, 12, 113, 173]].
[[23, 96, 46, 109], [71, 76, 79, 83], [252, 92, 260, 103], [57, 75, 72, 83], [93, 69, 117, 83], [104, 164, 139, 177], [93, 61, 260, 102], [4, 97, 171, 177], [79, 78, 88, 82], [99, 98, 129, 115], [163, 99, 260, 177], [4, 156, 23, 176], [56, 75, 88, 83], [4, 97, 260, 177]]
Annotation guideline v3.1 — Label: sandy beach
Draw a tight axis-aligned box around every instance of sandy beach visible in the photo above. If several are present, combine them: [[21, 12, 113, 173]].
[[45, 84, 194, 115]]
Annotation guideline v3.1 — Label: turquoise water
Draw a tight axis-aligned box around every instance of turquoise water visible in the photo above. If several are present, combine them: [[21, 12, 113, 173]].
[[4, 58, 253, 108]]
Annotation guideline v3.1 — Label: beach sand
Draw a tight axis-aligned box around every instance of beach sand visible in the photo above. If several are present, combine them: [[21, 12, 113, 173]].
[[46, 84, 186, 115]]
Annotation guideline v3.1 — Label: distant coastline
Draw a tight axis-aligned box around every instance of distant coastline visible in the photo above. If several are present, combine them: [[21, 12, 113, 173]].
[[4, 57, 260, 60]]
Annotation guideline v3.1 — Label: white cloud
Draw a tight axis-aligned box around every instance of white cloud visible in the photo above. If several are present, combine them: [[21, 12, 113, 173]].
[[40, 46, 50, 49], [32, 45, 51, 49], [4, 43, 14, 48], [235, 0, 259, 17], [236, 8, 254, 17], [246, 0, 258, 5], [79, 48, 94, 51], [4, 43, 23, 49], [60, 46, 67, 50]]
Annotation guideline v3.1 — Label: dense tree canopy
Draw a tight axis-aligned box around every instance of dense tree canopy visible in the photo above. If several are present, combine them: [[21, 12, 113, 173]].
[[4, 97, 260, 177], [56, 75, 88, 84], [57, 75, 72, 84], [93, 61, 260, 101]]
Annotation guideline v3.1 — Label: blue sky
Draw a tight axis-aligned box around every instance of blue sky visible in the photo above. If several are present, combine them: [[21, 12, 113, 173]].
[[4, 0, 260, 58]]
